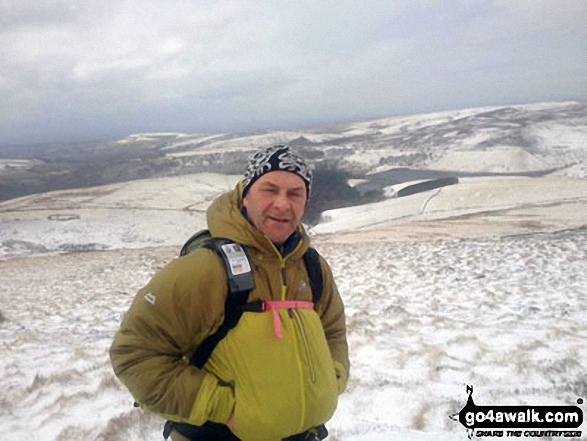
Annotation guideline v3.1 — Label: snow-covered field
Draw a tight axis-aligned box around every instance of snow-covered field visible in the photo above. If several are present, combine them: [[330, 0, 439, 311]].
[[0, 173, 240, 261], [311, 176, 587, 238], [1, 169, 586, 440]]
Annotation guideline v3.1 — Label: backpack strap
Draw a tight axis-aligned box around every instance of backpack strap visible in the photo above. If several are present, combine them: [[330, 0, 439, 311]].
[[203, 238, 255, 293], [188, 238, 254, 369], [189, 287, 249, 369], [303, 247, 324, 307], [179, 230, 212, 257]]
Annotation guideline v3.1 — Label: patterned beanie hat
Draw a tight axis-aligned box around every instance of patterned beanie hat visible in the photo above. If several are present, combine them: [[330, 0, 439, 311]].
[[242, 145, 313, 200]]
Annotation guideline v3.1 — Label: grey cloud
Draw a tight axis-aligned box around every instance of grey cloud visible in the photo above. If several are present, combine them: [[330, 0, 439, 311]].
[[0, 1, 108, 30], [0, 0, 586, 145]]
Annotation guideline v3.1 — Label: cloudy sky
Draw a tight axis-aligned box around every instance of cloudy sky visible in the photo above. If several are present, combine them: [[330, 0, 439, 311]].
[[1, 0, 586, 146]]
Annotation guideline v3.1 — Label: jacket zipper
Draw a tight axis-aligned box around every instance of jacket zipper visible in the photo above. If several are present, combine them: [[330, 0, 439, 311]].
[[289, 314, 307, 432], [291, 309, 317, 383], [265, 237, 303, 300], [266, 237, 309, 432]]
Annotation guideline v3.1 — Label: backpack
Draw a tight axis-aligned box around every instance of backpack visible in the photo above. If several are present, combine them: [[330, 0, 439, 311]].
[[179, 229, 324, 369], [163, 230, 325, 440]]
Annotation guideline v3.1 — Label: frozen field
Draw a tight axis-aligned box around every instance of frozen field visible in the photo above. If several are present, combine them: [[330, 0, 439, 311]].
[[1, 172, 586, 440], [1, 231, 586, 440]]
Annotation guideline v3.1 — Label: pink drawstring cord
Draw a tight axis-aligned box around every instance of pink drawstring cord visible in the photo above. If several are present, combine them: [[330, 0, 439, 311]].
[[261, 301, 314, 338]]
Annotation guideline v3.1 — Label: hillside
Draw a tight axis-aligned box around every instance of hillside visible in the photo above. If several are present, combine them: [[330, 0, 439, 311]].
[[1, 102, 586, 440], [1, 101, 585, 204], [2, 101, 586, 259]]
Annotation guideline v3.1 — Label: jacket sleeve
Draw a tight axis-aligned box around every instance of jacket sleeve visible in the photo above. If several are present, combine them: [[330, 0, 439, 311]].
[[316, 256, 350, 393], [109, 249, 235, 425]]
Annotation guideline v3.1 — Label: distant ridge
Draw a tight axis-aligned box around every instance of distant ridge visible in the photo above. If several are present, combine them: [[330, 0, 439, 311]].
[[0, 101, 585, 202]]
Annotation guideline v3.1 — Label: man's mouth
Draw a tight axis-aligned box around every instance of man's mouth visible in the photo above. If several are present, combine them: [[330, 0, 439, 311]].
[[268, 216, 291, 224]]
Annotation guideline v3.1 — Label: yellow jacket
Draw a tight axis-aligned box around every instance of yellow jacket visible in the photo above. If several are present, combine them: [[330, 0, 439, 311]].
[[110, 186, 349, 440]]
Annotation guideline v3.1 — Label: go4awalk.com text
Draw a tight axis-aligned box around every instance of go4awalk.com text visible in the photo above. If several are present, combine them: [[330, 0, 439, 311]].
[[475, 430, 582, 438], [450, 386, 584, 439], [466, 407, 581, 428]]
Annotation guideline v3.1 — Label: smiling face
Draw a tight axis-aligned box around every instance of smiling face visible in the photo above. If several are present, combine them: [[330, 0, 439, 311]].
[[242, 171, 307, 244]]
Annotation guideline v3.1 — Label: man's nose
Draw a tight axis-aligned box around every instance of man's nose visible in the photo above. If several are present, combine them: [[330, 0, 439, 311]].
[[273, 192, 289, 209]]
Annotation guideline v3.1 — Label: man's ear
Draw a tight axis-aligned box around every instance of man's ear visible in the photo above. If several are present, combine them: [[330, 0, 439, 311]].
[[239, 180, 251, 209]]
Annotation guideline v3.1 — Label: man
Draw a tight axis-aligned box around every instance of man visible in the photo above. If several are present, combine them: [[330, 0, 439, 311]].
[[110, 145, 349, 441]]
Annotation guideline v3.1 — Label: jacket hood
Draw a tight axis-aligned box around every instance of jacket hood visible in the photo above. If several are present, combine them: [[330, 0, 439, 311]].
[[206, 184, 310, 257]]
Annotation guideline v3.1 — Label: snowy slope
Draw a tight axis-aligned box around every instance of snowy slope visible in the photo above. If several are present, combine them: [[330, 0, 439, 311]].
[[2, 172, 586, 440], [1, 103, 586, 440], [0, 173, 239, 261], [311, 176, 587, 238], [1, 229, 585, 440]]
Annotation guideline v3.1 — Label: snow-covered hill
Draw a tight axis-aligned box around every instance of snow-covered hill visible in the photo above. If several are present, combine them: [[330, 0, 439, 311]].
[[0, 173, 240, 260], [2, 171, 585, 260], [112, 101, 587, 179], [311, 175, 587, 239], [1, 102, 586, 440], [1, 101, 586, 204]]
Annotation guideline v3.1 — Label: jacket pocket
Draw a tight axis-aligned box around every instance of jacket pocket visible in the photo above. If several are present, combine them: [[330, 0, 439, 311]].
[[289, 309, 339, 422]]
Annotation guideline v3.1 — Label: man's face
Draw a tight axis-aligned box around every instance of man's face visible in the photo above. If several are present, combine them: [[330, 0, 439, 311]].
[[243, 171, 307, 244]]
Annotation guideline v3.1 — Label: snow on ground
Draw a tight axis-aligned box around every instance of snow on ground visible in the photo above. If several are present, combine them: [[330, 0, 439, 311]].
[[311, 176, 587, 237], [2, 233, 586, 440], [1, 172, 586, 440], [0, 173, 239, 261], [0, 159, 35, 170], [429, 148, 549, 173]]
